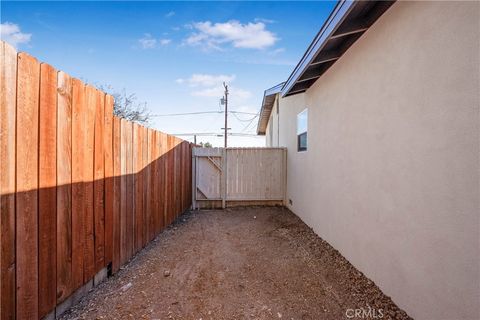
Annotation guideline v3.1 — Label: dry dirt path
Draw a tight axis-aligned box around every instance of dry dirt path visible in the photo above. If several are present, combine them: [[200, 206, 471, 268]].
[[61, 207, 411, 320]]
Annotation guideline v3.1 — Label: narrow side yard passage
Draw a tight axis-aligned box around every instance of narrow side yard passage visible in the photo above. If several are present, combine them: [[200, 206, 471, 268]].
[[61, 207, 411, 320]]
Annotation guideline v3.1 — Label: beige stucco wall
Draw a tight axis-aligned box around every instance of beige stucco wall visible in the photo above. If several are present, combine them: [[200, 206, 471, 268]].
[[265, 95, 280, 147], [276, 1, 479, 319]]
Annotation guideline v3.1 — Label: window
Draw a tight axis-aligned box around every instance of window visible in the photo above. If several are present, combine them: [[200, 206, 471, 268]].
[[297, 109, 307, 152]]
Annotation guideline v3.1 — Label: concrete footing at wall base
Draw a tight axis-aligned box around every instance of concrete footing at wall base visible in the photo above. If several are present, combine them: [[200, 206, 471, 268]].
[[195, 200, 284, 209], [41, 268, 108, 320]]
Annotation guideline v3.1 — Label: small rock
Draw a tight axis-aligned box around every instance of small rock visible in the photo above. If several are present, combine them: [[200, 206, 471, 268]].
[[121, 283, 132, 292], [278, 312, 282, 318], [164, 270, 171, 277], [253, 216, 257, 219]]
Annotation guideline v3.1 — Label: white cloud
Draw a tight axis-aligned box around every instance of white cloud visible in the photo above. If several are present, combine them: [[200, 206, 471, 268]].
[[254, 18, 275, 24], [0, 22, 31, 48], [159, 38, 172, 45], [192, 85, 251, 100], [138, 34, 171, 49], [185, 20, 278, 50], [176, 73, 251, 100], [138, 33, 157, 49], [176, 74, 235, 87], [270, 47, 285, 55], [165, 11, 175, 18]]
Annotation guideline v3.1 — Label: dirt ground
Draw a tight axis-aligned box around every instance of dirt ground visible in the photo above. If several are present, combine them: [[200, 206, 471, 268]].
[[61, 207, 412, 320]]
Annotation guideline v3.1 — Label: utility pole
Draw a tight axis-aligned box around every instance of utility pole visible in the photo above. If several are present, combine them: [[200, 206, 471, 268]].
[[223, 82, 229, 148]]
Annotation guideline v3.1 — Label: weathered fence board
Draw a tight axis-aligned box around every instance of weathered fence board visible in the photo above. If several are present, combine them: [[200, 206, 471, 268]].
[[0, 41, 16, 320], [38, 63, 58, 318], [120, 119, 128, 265], [94, 90, 105, 272], [125, 121, 134, 260], [16, 51, 40, 319], [142, 126, 149, 247], [83, 85, 96, 282], [134, 124, 143, 252], [112, 117, 122, 273], [104, 94, 114, 269], [72, 78, 86, 293], [57, 71, 73, 304]]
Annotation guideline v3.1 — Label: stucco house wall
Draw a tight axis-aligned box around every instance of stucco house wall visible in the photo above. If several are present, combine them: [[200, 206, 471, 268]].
[[265, 95, 280, 147], [267, 1, 479, 319]]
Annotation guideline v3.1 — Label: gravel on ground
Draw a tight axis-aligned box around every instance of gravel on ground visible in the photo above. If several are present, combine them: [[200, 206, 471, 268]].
[[60, 206, 412, 320]]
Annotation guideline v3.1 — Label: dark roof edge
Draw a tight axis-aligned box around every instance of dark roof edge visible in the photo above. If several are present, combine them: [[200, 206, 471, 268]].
[[256, 82, 285, 135], [281, 0, 355, 97]]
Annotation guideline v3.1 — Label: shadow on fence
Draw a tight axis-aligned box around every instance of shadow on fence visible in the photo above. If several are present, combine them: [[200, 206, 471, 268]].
[[0, 40, 193, 319], [1, 143, 192, 319]]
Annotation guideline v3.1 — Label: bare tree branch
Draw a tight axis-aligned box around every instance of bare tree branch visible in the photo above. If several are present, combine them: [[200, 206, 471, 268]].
[[99, 85, 151, 125]]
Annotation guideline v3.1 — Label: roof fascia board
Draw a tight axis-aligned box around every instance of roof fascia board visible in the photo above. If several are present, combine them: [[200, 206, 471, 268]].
[[256, 82, 284, 135], [281, 0, 356, 97]]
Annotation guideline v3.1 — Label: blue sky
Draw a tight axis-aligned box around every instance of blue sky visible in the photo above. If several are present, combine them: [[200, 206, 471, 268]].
[[1, 1, 336, 146]]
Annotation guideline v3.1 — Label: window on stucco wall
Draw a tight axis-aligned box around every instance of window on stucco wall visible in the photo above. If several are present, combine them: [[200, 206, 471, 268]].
[[297, 108, 307, 152]]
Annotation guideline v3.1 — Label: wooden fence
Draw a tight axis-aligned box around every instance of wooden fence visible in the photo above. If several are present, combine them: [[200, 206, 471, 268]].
[[0, 41, 192, 319], [192, 147, 286, 209]]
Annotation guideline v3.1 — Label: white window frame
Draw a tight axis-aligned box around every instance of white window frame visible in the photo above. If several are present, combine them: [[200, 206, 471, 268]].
[[297, 108, 308, 152]]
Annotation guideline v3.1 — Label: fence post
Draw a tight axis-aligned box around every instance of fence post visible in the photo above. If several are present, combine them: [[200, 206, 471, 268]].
[[283, 148, 287, 206], [191, 147, 196, 210], [222, 148, 227, 209]]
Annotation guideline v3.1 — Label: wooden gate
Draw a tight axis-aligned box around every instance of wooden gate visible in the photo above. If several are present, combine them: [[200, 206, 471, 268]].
[[192, 147, 287, 209]]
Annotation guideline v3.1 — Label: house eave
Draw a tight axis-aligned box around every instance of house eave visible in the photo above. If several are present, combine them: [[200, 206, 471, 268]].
[[282, 0, 396, 97], [256, 82, 284, 135]]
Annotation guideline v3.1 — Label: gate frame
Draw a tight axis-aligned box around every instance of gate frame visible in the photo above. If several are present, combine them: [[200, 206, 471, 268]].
[[192, 147, 287, 209]]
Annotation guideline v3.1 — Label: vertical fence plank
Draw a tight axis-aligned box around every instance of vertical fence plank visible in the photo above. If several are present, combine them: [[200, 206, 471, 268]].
[[168, 136, 175, 224], [145, 129, 152, 241], [156, 132, 162, 233], [94, 90, 105, 271], [181, 141, 186, 212], [112, 117, 121, 272], [149, 130, 155, 237], [154, 131, 160, 235], [134, 124, 143, 252], [83, 85, 96, 281], [189, 144, 192, 209], [173, 138, 178, 218], [182, 142, 187, 211], [132, 124, 138, 252], [0, 41, 16, 320], [16, 52, 40, 319], [104, 95, 114, 267], [120, 119, 127, 264], [158, 133, 166, 229], [125, 121, 133, 259], [71, 79, 86, 292], [56, 71, 73, 304], [164, 135, 170, 225], [142, 126, 148, 247], [38, 63, 57, 318]]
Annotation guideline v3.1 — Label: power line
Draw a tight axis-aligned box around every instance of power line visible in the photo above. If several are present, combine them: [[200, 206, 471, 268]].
[[230, 112, 259, 122], [151, 111, 221, 117], [150, 110, 258, 117], [230, 111, 258, 116], [240, 113, 259, 133], [170, 132, 262, 137]]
